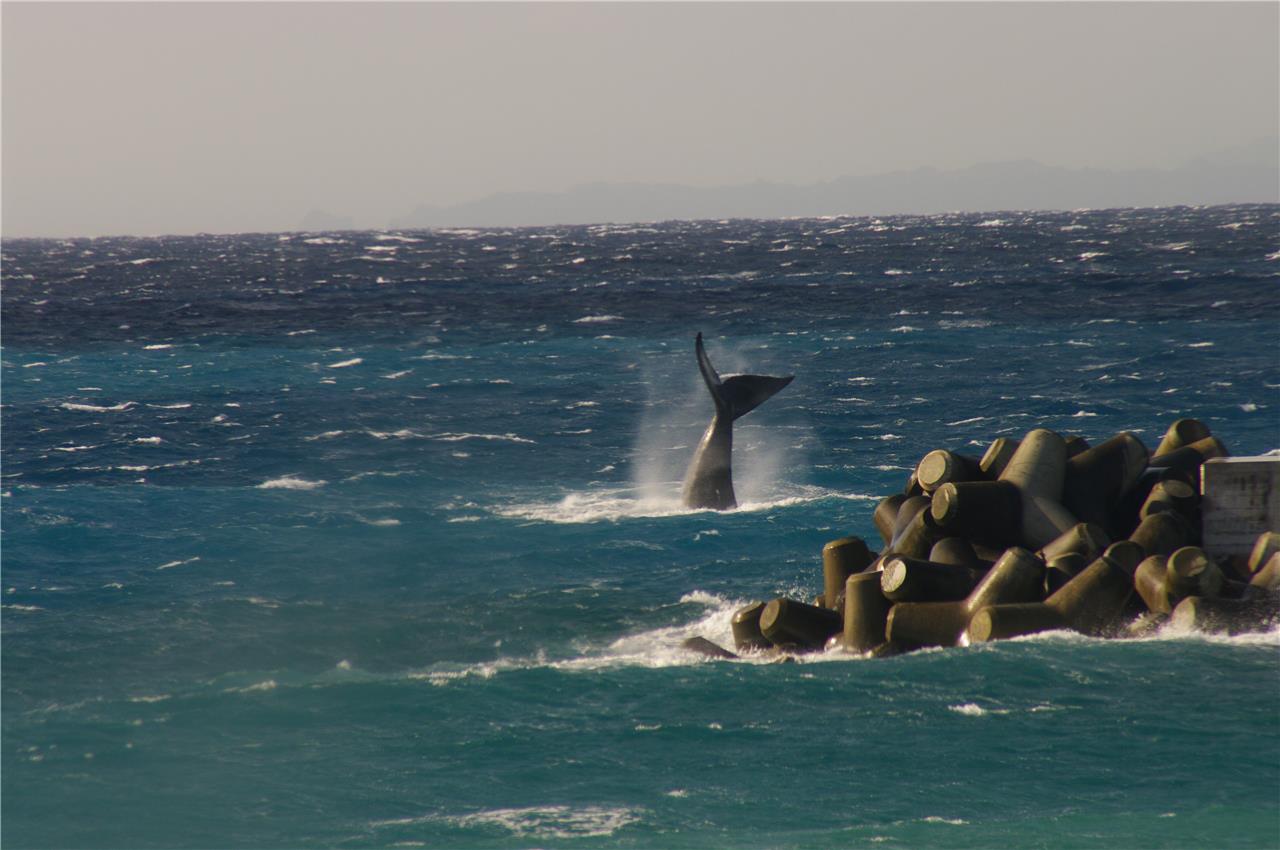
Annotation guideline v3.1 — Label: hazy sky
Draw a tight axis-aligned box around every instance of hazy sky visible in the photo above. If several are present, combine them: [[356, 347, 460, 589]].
[[3, 2, 1277, 237]]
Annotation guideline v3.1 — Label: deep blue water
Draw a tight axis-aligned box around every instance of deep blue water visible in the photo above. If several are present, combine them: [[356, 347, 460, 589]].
[[3, 205, 1279, 848]]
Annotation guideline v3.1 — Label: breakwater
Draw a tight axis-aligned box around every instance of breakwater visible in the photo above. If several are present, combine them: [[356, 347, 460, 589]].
[[709, 418, 1280, 659]]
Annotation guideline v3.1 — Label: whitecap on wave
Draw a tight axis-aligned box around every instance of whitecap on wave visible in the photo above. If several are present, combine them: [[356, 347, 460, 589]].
[[492, 485, 875, 524], [372, 805, 642, 840], [257, 475, 326, 490]]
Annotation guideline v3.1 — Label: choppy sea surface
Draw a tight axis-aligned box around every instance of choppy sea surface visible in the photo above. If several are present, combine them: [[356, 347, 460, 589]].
[[3, 205, 1279, 849]]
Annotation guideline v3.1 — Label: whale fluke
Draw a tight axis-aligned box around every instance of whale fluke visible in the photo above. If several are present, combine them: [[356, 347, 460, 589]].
[[681, 333, 794, 510]]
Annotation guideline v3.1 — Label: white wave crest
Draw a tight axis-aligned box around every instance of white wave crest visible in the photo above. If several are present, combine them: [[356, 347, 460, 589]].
[[60, 401, 136, 413], [326, 357, 363, 368], [572, 314, 624, 323], [493, 485, 874, 524], [374, 805, 641, 840], [431, 432, 535, 444], [257, 475, 326, 490]]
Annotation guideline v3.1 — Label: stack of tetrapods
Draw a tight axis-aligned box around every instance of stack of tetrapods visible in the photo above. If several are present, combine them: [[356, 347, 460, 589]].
[[727, 419, 1280, 658]]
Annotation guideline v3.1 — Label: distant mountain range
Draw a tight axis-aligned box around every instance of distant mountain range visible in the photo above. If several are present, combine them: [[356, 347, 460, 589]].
[[306, 138, 1279, 231]]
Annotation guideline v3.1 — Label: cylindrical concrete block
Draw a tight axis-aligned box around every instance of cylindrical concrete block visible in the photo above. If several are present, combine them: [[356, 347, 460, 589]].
[[881, 556, 979, 602], [1250, 553, 1280, 591], [1166, 546, 1224, 599], [759, 597, 843, 650], [1170, 593, 1280, 635], [886, 548, 1043, 648], [888, 503, 946, 560], [1045, 552, 1088, 596], [873, 494, 908, 546], [1063, 435, 1091, 458], [1102, 540, 1146, 575], [841, 573, 892, 653], [1020, 494, 1080, 550], [823, 536, 874, 611], [1248, 532, 1280, 576], [1062, 432, 1149, 529], [929, 537, 985, 571], [903, 471, 925, 498], [1154, 418, 1212, 459], [1038, 522, 1110, 563], [885, 495, 930, 551], [1129, 510, 1193, 559], [1139, 479, 1199, 521], [1000, 429, 1068, 500], [1147, 436, 1229, 488], [1134, 555, 1173, 614], [966, 602, 1066, 643], [730, 602, 772, 652], [930, 480, 1022, 546], [1044, 548, 1136, 635], [915, 450, 984, 492], [980, 437, 1019, 479]]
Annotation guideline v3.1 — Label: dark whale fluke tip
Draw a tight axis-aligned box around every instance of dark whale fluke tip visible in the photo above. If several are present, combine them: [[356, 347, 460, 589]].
[[681, 333, 794, 510]]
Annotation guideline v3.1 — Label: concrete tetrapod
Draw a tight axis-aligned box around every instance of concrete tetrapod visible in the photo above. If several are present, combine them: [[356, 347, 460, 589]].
[[1153, 418, 1212, 458], [915, 449, 984, 493], [841, 572, 893, 653], [822, 537, 874, 613], [998, 429, 1080, 549], [1170, 593, 1280, 635], [966, 542, 1141, 642], [1250, 553, 1280, 591], [1139, 479, 1199, 522], [887, 501, 947, 560], [1038, 523, 1110, 563], [930, 480, 1022, 547], [1132, 548, 1223, 616], [1044, 552, 1089, 595], [880, 556, 981, 603], [759, 597, 843, 651], [1129, 510, 1194, 559], [873, 494, 908, 547], [980, 437, 1020, 479], [929, 537, 987, 571], [885, 547, 1044, 648], [1248, 532, 1280, 576], [1062, 432, 1148, 529], [730, 602, 772, 652], [1147, 435, 1229, 489]]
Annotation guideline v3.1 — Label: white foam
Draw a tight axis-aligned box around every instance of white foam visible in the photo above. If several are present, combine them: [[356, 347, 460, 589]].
[[132, 437, 164, 445], [225, 680, 278, 694], [156, 556, 200, 571], [948, 703, 1010, 717], [572, 314, 623, 324], [431, 432, 535, 444], [381, 370, 412, 380], [147, 402, 192, 409], [327, 357, 363, 368], [257, 475, 326, 490], [1186, 342, 1214, 348], [493, 485, 874, 524], [143, 344, 173, 350], [60, 401, 136, 413], [374, 806, 641, 839], [360, 517, 401, 527]]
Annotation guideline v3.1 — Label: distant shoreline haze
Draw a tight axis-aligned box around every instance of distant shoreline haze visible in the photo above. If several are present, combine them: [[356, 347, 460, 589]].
[[351, 139, 1279, 233]]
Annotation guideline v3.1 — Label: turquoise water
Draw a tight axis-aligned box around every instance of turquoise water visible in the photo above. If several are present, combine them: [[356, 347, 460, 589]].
[[3, 206, 1279, 847]]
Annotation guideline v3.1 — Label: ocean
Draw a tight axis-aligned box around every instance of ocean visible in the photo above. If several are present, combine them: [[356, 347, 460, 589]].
[[3, 205, 1278, 849]]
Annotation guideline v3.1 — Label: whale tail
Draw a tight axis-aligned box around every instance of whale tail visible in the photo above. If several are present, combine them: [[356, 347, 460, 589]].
[[695, 332, 793, 420]]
